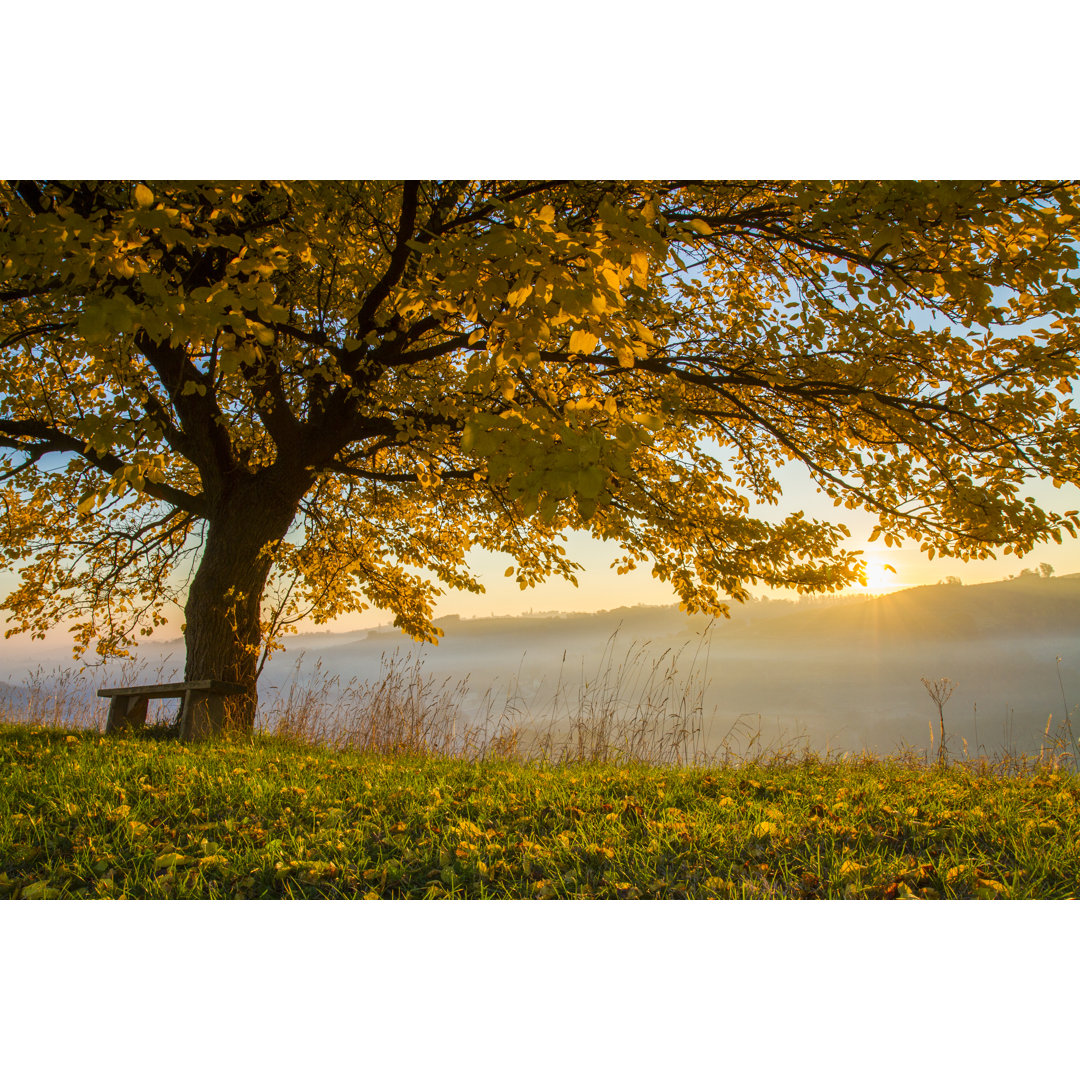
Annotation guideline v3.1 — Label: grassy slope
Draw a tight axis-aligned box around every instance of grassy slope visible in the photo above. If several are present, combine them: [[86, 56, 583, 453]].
[[3, 723, 1079, 899], [757, 572, 1080, 643]]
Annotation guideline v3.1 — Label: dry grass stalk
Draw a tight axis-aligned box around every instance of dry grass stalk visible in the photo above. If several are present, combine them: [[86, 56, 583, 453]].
[[0, 657, 180, 733], [921, 676, 956, 765], [1, 635, 1076, 777]]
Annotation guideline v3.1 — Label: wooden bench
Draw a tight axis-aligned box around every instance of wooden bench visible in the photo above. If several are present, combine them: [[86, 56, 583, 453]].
[[99, 680, 245, 740]]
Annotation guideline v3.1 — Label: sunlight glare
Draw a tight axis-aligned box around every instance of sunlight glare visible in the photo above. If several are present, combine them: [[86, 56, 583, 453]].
[[858, 558, 900, 592]]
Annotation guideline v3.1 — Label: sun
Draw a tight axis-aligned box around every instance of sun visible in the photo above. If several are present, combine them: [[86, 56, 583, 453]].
[[858, 558, 899, 592]]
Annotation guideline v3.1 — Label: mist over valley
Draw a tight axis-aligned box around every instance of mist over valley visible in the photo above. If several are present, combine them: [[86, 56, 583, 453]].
[[11, 572, 1073, 760]]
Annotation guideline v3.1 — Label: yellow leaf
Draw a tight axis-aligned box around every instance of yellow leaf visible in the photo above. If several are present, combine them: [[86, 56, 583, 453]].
[[536, 205, 556, 224], [568, 330, 598, 354], [154, 852, 189, 869], [134, 184, 155, 209]]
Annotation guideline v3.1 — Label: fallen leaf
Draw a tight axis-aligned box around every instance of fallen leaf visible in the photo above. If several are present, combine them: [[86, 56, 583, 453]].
[[20, 881, 63, 900], [154, 852, 189, 869], [974, 878, 1008, 899]]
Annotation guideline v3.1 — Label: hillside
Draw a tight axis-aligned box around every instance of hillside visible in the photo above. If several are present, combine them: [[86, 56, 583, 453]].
[[754, 573, 1080, 644], [55, 572, 1080, 668]]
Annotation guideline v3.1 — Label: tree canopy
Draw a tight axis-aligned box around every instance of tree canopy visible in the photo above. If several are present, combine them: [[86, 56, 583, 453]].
[[2, 180, 1080, 733]]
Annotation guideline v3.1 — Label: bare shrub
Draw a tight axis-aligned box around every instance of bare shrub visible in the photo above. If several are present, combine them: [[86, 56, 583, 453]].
[[921, 676, 956, 765]]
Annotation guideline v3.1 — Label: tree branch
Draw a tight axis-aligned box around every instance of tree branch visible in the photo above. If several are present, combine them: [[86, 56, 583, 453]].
[[0, 418, 205, 515], [352, 181, 422, 334]]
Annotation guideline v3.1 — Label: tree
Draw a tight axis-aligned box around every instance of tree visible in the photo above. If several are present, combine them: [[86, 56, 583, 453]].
[[3, 180, 1080, 737]]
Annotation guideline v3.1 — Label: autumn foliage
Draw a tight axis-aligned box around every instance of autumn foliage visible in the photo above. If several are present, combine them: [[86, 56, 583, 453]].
[[2, 181, 1080, 735]]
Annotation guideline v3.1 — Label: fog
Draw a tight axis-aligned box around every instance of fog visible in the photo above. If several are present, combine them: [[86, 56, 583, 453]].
[[255, 573, 1080, 758], [4, 572, 1079, 759]]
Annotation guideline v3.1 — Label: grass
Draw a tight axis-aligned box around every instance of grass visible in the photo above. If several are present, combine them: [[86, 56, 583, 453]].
[[3, 640, 1079, 900], [3, 721, 1080, 899]]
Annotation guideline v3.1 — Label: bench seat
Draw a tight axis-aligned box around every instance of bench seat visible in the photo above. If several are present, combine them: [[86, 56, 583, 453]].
[[99, 680, 245, 740]]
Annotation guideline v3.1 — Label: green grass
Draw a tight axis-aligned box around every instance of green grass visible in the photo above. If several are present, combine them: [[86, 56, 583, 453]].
[[3, 721, 1080, 899]]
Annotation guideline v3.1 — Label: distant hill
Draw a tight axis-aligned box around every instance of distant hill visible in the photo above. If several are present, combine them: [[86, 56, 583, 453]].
[[265, 573, 1080, 658], [41, 573, 1080, 668], [754, 573, 1080, 644]]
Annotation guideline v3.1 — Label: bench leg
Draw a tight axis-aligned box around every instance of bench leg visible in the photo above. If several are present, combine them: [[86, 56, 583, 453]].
[[179, 692, 226, 741], [104, 695, 149, 735]]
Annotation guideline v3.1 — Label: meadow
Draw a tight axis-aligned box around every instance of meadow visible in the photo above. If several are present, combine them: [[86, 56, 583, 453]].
[[5, 602, 1080, 902], [3, 714, 1079, 900]]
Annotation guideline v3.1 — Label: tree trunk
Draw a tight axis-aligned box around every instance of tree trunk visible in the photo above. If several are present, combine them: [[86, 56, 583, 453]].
[[182, 480, 300, 739]]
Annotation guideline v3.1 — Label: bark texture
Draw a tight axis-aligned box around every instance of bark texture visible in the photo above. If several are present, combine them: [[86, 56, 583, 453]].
[[182, 478, 300, 737]]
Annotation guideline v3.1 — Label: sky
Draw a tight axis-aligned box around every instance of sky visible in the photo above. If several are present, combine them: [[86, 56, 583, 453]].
[[5, 16, 1079, 647], [336, 466, 1080, 633]]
